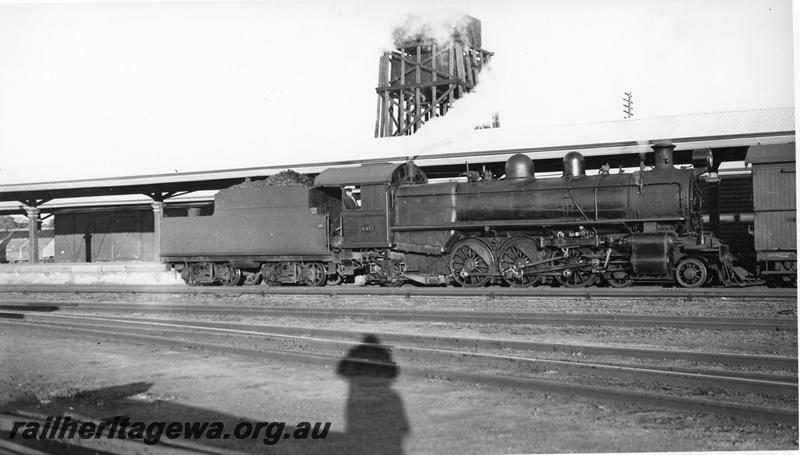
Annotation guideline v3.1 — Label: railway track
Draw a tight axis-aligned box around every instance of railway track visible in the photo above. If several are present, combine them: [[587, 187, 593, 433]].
[[2, 313, 796, 424], [5, 311, 795, 373], [2, 301, 795, 331], [0, 284, 795, 299]]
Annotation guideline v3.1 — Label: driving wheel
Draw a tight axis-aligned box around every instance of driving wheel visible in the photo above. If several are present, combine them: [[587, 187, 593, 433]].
[[449, 240, 492, 287], [497, 238, 545, 287]]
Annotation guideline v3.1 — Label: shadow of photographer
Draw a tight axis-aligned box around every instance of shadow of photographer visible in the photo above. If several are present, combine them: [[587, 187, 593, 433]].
[[1, 335, 410, 454], [336, 334, 410, 455]]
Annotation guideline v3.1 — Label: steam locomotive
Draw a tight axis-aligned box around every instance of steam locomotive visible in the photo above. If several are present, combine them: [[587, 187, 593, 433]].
[[161, 144, 756, 288]]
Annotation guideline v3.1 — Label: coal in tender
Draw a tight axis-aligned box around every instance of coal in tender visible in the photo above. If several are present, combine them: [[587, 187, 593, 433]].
[[228, 170, 314, 189]]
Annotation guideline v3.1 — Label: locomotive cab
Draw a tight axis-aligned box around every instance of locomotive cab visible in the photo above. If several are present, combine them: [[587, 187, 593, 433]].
[[314, 162, 427, 249]]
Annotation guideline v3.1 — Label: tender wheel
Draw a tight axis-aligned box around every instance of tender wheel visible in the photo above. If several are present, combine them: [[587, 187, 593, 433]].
[[243, 271, 261, 286], [304, 262, 327, 287], [189, 262, 213, 285], [497, 238, 544, 287], [449, 240, 492, 287], [675, 257, 708, 288], [215, 264, 242, 286], [326, 273, 343, 286], [260, 265, 281, 287]]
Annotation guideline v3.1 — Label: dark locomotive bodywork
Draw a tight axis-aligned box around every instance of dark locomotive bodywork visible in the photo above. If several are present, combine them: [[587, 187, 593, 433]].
[[394, 167, 696, 231], [161, 186, 338, 285], [161, 144, 757, 288], [387, 145, 741, 288], [162, 187, 331, 257]]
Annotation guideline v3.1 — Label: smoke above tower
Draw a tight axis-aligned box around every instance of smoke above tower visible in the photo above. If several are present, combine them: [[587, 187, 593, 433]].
[[374, 12, 493, 138], [390, 12, 482, 49]]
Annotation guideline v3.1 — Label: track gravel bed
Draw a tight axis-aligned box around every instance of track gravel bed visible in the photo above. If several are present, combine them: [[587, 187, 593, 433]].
[[37, 307, 796, 358], [0, 292, 795, 318]]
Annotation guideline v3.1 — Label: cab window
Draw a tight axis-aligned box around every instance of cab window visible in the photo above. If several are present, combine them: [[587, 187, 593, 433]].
[[343, 185, 361, 210]]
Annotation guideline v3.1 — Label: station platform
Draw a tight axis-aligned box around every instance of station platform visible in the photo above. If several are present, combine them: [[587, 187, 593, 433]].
[[0, 262, 183, 286]]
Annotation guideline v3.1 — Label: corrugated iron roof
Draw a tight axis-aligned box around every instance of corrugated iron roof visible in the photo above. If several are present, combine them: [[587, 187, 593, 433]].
[[370, 107, 796, 161]]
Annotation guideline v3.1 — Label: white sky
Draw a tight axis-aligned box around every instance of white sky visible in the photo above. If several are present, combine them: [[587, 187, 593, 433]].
[[0, 0, 794, 184]]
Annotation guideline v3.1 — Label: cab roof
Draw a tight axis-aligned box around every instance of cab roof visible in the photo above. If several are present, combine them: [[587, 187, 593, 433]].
[[314, 162, 427, 186], [745, 143, 795, 164]]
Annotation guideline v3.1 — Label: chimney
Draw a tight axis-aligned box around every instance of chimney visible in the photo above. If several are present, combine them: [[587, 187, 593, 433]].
[[652, 143, 675, 170]]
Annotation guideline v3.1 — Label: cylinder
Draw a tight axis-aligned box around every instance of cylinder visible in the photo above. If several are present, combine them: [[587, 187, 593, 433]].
[[505, 153, 534, 180], [563, 151, 585, 178], [653, 143, 675, 170], [631, 233, 674, 275], [187, 207, 202, 217]]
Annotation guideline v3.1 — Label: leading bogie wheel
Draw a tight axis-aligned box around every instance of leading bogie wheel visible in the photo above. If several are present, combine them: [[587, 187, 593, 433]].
[[675, 257, 708, 288]]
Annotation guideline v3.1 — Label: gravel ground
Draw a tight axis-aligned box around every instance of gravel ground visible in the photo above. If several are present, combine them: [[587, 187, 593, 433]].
[[1, 324, 797, 454], [1, 291, 796, 318]]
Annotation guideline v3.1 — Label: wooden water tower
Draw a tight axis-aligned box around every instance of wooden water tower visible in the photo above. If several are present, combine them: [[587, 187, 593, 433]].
[[374, 15, 493, 137]]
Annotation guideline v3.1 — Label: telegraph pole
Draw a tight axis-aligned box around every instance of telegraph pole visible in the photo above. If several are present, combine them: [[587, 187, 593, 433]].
[[623, 91, 633, 118]]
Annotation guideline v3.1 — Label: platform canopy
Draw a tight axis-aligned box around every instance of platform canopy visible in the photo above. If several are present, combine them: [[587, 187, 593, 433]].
[[363, 107, 796, 168], [0, 107, 794, 216]]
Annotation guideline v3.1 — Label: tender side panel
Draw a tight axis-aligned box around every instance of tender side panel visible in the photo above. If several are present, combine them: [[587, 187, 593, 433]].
[[161, 208, 328, 257], [214, 186, 310, 211]]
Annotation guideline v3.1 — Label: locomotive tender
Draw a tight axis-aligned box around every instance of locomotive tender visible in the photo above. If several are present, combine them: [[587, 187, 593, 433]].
[[162, 144, 755, 288]]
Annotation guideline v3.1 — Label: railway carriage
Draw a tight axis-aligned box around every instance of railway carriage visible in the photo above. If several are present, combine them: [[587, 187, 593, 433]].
[[161, 144, 758, 288], [745, 144, 797, 286]]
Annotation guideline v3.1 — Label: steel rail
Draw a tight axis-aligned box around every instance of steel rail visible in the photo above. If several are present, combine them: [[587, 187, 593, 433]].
[[0, 284, 795, 299], [9, 311, 793, 372], [5, 301, 794, 331], [2, 318, 796, 425], [4, 314, 797, 399]]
